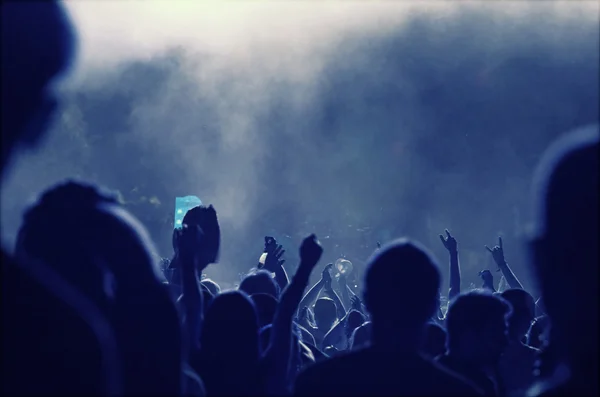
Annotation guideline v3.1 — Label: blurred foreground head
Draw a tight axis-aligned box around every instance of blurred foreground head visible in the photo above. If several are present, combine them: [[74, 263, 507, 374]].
[[1, 1, 76, 174], [530, 125, 599, 374], [16, 181, 166, 304]]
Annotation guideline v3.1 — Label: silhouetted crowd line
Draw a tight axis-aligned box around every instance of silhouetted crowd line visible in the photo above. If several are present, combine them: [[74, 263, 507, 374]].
[[2, 2, 598, 397]]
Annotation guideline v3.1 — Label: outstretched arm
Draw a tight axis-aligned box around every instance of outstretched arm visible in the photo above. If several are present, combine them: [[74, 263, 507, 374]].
[[440, 229, 461, 301], [264, 235, 323, 395], [297, 265, 332, 316], [274, 265, 290, 292], [485, 237, 524, 290], [322, 294, 364, 349], [338, 274, 352, 310], [322, 272, 346, 320]]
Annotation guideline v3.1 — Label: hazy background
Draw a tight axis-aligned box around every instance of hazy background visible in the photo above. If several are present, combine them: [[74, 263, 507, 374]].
[[2, 1, 598, 292]]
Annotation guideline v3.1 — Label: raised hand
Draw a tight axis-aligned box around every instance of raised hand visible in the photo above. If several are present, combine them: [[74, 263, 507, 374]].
[[485, 236, 506, 269], [322, 263, 334, 291], [262, 242, 285, 272], [300, 234, 323, 269], [439, 229, 458, 253], [350, 295, 362, 312]]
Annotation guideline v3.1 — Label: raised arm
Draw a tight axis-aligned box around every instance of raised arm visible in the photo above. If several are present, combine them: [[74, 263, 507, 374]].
[[322, 265, 346, 319], [345, 285, 367, 317], [322, 294, 364, 349], [485, 236, 524, 290], [297, 265, 331, 316], [440, 229, 461, 301], [264, 235, 323, 395], [338, 274, 352, 310]]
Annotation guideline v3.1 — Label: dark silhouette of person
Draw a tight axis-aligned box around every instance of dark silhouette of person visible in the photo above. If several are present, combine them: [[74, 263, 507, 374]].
[[2, 2, 120, 395], [239, 270, 281, 299], [498, 288, 539, 395], [191, 234, 325, 396], [15, 182, 121, 311], [345, 310, 367, 342], [349, 321, 371, 350], [14, 180, 184, 396], [193, 291, 263, 396], [294, 239, 483, 396], [527, 315, 550, 350], [202, 278, 221, 296], [528, 125, 599, 397], [252, 292, 279, 328], [311, 297, 338, 347], [422, 322, 447, 359], [438, 291, 512, 396]]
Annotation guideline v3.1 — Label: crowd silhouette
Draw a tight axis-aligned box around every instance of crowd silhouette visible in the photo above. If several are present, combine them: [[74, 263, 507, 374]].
[[1, 2, 598, 396]]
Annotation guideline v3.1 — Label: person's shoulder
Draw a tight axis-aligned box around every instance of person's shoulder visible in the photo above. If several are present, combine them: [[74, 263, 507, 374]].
[[521, 343, 540, 355], [295, 349, 366, 395], [424, 357, 484, 396], [300, 348, 365, 377]]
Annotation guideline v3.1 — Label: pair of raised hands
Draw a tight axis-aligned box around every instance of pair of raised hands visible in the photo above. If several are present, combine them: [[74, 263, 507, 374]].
[[438, 229, 507, 282]]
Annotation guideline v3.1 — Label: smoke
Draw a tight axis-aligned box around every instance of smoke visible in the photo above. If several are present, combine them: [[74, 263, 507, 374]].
[[2, 1, 598, 288]]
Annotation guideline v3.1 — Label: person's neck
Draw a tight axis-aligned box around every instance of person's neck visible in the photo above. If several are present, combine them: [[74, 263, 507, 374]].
[[447, 348, 490, 371], [371, 323, 421, 354]]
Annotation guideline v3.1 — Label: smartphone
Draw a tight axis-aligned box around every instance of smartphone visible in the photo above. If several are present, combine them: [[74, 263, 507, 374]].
[[174, 195, 202, 228]]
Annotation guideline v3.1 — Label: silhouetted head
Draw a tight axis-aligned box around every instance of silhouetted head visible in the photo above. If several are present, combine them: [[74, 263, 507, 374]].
[[16, 181, 118, 307], [349, 322, 371, 350], [530, 125, 598, 368], [251, 293, 278, 328], [422, 322, 447, 359], [364, 239, 441, 331], [345, 310, 366, 338], [201, 291, 259, 363], [1, 1, 76, 173], [201, 278, 221, 296], [313, 297, 337, 330], [446, 291, 512, 366], [500, 288, 536, 341], [239, 270, 280, 299], [16, 181, 164, 294]]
